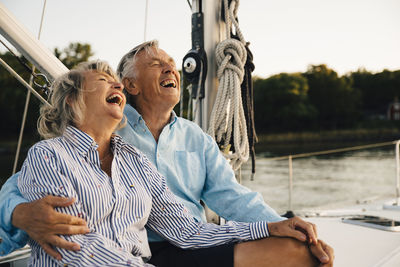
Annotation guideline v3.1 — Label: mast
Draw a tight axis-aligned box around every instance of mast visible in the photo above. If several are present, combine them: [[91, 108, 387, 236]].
[[196, 0, 222, 131], [184, 0, 224, 131], [183, 0, 226, 224], [185, 0, 252, 174]]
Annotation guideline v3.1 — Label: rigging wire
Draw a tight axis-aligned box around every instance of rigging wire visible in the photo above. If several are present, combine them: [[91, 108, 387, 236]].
[[143, 0, 149, 41], [0, 39, 50, 93], [0, 58, 50, 107], [186, 0, 192, 10], [12, 0, 48, 175]]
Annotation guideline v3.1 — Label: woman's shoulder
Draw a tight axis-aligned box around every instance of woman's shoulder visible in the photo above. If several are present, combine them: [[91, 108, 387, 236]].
[[27, 137, 66, 156]]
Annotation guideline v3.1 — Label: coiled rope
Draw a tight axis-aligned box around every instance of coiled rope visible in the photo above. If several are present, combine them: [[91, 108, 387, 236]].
[[208, 0, 249, 171]]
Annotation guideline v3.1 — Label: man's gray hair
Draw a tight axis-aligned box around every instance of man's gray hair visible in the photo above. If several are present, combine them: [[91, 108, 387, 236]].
[[38, 60, 121, 139], [117, 40, 159, 80]]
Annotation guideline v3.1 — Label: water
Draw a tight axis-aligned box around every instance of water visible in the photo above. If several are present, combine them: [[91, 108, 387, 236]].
[[240, 146, 396, 214], [1, 143, 397, 215]]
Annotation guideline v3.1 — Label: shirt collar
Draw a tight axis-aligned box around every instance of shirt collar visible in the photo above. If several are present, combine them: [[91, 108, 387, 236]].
[[124, 104, 142, 125], [110, 133, 126, 154], [64, 126, 131, 158], [63, 125, 97, 157], [169, 110, 177, 127], [124, 104, 178, 128]]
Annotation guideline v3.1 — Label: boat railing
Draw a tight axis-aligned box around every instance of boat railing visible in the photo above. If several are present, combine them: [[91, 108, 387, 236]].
[[262, 140, 400, 211]]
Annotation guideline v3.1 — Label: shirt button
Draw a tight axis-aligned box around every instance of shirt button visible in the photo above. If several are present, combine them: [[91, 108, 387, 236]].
[[116, 212, 120, 218]]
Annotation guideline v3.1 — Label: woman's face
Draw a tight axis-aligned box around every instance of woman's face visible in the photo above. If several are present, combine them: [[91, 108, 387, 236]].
[[80, 70, 126, 128]]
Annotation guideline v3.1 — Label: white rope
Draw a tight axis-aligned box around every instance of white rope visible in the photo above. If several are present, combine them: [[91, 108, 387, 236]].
[[207, 0, 248, 170]]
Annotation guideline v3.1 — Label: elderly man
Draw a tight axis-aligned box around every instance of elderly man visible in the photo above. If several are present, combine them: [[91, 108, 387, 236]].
[[0, 40, 333, 266]]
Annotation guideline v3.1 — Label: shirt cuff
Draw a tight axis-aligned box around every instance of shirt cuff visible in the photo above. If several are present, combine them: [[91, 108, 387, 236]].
[[0, 227, 28, 256], [249, 221, 270, 240], [2, 196, 28, 232]]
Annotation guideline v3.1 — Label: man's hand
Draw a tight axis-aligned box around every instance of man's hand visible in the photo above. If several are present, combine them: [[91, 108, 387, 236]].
[[268, 216, 318, 245], [12, 196, 90, 260], [310, 239, 334, 266]]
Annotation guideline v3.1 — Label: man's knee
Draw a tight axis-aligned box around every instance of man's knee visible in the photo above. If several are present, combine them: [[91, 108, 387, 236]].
[[280, 237, 316, 262], [234, 237, 318, 267]]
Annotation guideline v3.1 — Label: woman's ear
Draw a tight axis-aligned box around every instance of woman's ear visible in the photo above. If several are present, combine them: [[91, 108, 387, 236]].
[[123, 77, 139, 96], [66, 96, 72, 106]]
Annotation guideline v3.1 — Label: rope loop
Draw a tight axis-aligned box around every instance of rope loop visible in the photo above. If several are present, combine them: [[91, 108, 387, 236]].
[[208, 0, 249, 171], [216, 38, 247, 82]]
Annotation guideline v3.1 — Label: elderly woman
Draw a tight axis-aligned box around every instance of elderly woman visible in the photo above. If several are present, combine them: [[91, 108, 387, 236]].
[[18, 61, 274, 266]]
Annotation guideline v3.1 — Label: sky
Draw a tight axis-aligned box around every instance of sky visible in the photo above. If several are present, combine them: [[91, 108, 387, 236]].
[[1, 0, 399, 78]]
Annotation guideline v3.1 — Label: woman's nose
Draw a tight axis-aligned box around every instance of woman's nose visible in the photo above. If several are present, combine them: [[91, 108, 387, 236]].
[[113, 82, 124, 91]]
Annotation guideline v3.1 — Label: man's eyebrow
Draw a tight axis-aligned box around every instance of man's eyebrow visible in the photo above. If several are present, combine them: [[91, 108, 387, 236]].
[[149, 56, 161, 61], [165, 57, 176, 65], [149, 56, 175, 65], [168, 58, 176, 65]]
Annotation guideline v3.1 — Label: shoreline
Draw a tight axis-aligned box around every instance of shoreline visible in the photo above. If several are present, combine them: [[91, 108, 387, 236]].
[[256, 128, 400, 144], [1, 128, 398, 187], [255, 128, 400, 156]]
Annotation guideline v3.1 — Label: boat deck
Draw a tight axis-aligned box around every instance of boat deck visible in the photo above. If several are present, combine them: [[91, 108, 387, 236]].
[[304, 200, 400, 267]]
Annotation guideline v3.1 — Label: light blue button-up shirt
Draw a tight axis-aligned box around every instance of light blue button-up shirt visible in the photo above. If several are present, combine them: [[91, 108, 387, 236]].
[[0, 104, 283, 253], [119, 105, 284, 242], [0, 173, 28, 256]]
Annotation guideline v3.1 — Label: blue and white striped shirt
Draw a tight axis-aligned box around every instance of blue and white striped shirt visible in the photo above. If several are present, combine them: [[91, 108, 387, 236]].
[[18, 126, 269, 266]]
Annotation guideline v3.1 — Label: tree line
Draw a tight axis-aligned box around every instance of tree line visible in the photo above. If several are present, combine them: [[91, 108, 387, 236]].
[[0, 43, 92, 138], [253, 65, 400, 133], [1, 42, 399, 138]]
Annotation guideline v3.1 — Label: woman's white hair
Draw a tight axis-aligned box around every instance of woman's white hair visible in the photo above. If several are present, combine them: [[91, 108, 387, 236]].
[[38, 60, 123, 139]]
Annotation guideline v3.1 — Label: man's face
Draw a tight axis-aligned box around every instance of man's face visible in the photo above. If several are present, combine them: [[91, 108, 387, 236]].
[[126, 47, 181, 111]]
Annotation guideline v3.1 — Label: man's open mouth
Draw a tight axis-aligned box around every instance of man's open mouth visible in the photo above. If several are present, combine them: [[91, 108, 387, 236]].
[[160, 79, 176, 88]]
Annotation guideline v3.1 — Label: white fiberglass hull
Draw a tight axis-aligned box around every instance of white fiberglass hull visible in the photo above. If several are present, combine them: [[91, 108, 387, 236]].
[[305, 199, 400, 267]]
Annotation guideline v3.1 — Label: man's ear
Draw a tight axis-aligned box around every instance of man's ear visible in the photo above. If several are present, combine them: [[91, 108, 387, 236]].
[[123, 77, 139, 96]]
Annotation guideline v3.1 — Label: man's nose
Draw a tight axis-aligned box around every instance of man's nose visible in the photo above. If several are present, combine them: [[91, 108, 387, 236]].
[[163, 63, 175, 73]]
